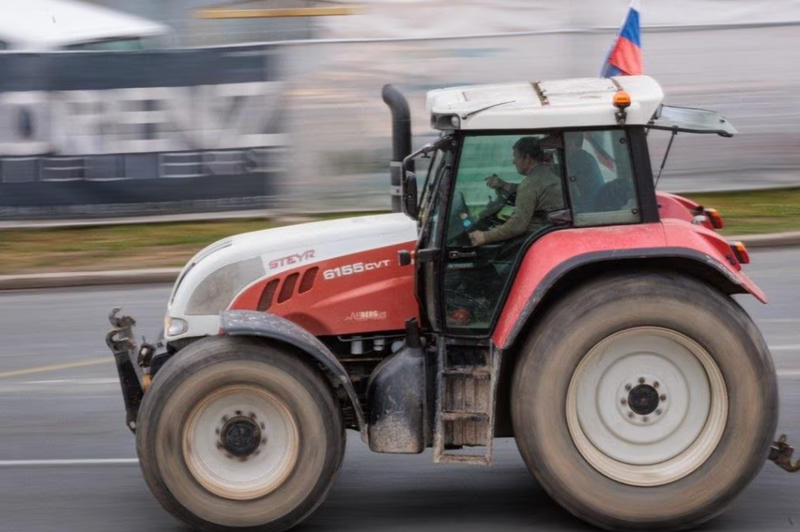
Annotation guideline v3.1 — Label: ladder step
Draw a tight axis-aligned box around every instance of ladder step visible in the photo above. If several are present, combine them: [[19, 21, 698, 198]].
[[441, 411, 489, 422], [437, 453, 492, 466], [442, 368, 490, 378]]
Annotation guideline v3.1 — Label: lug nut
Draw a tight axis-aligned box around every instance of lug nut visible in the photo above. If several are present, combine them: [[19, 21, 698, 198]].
[[625, 384, 632, 391], [656, 409, 663, 416], [643, 416, 649, 422], [628, 412, 635, 419], [248, 412, 256, 419], [638, 377, 646, 384], [660, 394, 667, 401], [654, 381, 660, 389], [621, 399, 627, 405], [235, 410, 242, 416]]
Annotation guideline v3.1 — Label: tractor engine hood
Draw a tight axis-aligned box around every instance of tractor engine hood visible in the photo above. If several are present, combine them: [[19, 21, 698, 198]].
[[165, 213, 417, 340]]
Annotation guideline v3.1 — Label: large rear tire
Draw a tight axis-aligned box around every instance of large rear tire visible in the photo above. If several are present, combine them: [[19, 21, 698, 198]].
[[136, 336, 345, 532], [511, 272, 778, 531]]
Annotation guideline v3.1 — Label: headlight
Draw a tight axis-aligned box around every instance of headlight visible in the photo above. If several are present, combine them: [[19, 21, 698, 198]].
[[165, 316, 188, 336], [186, 257, 265, 315]]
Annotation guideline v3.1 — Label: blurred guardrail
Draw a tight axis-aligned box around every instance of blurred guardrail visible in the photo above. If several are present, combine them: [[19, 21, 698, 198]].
[[1, 16, 799, 220]]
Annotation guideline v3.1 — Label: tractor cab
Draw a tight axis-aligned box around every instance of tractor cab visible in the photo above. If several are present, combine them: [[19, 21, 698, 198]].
[[391, 76, 736, 336]]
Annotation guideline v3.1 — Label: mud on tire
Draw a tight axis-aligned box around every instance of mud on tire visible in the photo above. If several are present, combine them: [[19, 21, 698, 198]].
[[136, 336, 345, 532], [511, 272, 778, 531]]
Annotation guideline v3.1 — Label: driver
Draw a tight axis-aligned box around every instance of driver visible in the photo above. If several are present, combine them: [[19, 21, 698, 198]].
[[469, 137, 564, 246]]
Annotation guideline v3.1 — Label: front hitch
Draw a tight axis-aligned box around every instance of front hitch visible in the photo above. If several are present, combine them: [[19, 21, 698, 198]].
[[769, 434, 800, 473], [106, 308, 145, 433]]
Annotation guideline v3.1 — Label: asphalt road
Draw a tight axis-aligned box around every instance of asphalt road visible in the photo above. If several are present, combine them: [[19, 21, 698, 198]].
[[1, 248, 799, 531]]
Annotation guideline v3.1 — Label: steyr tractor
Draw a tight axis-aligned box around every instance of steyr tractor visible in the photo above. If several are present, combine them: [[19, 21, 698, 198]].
[[107, 75, 799, 532]]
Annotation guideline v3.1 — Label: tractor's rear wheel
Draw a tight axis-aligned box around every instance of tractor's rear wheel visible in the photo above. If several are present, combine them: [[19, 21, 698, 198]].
[[511, 272, 778, 531], [136, 336, 345, 532]]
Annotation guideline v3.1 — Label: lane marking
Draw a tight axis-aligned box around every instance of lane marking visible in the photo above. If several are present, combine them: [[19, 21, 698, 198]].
[[0, 358, 112, 380], [0, 458, 138, 468], [21, 378, 119, 386], [770, 344, 800, 351]]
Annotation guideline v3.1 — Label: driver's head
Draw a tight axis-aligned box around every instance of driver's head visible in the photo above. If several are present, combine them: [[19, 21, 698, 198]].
[[512, 137, 545, 175]]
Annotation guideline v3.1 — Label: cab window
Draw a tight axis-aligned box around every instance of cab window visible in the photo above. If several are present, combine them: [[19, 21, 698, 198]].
[[565, 129, 639, 226]]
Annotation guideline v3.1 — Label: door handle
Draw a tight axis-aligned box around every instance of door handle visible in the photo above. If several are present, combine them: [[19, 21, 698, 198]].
[[448, 250, 477, 260]]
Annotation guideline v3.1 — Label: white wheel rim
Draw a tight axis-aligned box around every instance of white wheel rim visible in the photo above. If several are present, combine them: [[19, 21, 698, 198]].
[[566, 327, 727, 487], [183, 385, 300, 500]]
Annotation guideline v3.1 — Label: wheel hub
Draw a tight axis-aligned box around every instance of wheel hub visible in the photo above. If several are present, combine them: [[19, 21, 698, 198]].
[[183, 385, 300, 500], [566, 327, 728, 486], [221, 416, 263, 458], [627, 384, 660, 415]]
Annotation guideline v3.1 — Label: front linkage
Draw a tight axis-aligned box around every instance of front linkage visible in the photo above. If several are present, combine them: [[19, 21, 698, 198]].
[[106, 308, 147, 433]]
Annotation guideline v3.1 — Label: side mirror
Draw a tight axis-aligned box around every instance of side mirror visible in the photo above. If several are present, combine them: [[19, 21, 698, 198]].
[[402, 171, 419, 220]]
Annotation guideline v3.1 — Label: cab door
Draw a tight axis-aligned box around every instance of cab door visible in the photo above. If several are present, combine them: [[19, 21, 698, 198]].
[[440, 132, 567, 336]]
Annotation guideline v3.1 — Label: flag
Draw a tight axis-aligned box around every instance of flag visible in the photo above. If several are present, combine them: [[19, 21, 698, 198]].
[[600, 0, 642, 77]]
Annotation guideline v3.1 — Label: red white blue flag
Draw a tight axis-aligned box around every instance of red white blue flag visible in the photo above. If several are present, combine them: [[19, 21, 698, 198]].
[[601, 0, 642, 77]]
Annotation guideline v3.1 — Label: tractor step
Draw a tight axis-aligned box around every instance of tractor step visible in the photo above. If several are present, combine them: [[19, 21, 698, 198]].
[[433, 340, 502, 466]]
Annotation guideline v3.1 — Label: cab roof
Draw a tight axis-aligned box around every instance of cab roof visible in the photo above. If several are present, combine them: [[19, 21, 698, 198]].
[[426, 75, 664, 131]]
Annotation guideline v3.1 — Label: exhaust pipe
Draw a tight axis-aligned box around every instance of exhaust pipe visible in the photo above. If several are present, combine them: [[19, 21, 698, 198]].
[[382, 84, 413, 213]]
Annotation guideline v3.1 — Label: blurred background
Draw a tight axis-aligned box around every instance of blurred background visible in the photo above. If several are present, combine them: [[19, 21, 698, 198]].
[[0, 0, 798, 219]]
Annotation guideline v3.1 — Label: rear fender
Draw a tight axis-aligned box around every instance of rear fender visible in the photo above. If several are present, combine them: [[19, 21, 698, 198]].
[[492, 223, 765, 350], [220, 310, 366, 438]]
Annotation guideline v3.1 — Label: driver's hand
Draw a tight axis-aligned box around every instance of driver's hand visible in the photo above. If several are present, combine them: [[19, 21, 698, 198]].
[[485, 174, 507, 190], [469, 230, 487, 246]]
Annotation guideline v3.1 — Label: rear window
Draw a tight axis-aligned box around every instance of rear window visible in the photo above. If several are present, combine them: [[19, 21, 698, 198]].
[[565, 129, 640, 227]]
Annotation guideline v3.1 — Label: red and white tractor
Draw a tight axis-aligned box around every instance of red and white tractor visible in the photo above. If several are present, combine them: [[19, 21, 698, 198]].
[[107, 75, 798, 532]]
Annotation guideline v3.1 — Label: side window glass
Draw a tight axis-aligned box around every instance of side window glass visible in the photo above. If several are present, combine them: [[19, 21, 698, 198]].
[[565, 130, 640, 226]]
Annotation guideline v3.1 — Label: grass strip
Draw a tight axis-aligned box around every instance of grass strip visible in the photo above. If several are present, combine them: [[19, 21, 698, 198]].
[[1, 188, 799, 275], [683, 187, 800, 236]]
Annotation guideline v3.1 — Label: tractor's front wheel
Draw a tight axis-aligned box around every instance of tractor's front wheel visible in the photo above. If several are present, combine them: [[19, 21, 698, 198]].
[[511, 272, 778, 531], [136, 336, 345, 532]]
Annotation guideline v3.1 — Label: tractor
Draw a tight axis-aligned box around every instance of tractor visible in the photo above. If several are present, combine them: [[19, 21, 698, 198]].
[[107, 75, 798, 532]]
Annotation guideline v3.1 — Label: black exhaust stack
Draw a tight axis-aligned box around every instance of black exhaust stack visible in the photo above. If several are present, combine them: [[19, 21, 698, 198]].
[[382, 84, 413, 213]]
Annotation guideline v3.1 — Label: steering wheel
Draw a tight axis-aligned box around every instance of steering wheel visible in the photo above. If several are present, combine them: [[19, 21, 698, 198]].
[[472, 185, 516, 231], [448, 186, 517, 247]]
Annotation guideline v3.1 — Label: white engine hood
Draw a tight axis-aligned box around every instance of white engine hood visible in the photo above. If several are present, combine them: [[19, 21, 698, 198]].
[[165, 212, 418, 339]]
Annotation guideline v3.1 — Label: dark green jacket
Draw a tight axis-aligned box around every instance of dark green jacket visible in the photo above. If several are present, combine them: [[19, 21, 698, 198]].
[[482, 165, 563, 244]]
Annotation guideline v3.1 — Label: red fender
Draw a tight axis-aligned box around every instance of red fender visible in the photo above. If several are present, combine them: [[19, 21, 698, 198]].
[[661, 219, 765, 302], [492, 221, 765, 349]]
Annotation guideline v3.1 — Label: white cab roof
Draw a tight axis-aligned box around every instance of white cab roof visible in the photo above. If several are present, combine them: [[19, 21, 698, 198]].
[[426, 76, 664, 131], [0, 0, 169, 50]]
